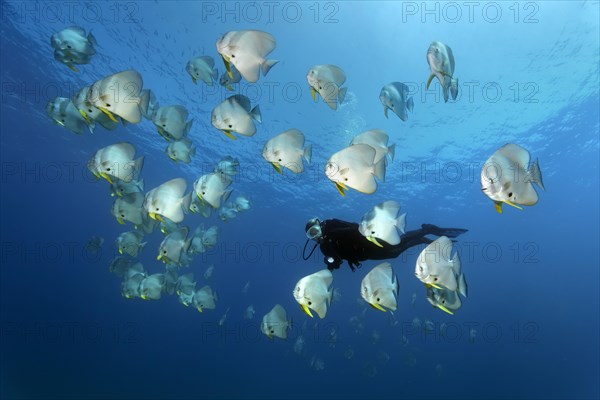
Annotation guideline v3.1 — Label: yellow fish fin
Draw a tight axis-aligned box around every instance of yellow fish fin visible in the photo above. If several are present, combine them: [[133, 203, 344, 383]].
[[426, 73, 435, 90], [270, 162, 282, 174], [301, 304, 314, 318], [436, 304, 454, 315], [310, 87, 318, 101], [504, 200, 523, 210], [99, 172, 113, 184], [99, 107, 119, 123], [222, 130, 237, 140], [370, 303, 387, 312], [494, 202, 503, 213], [367, 236, 384, 248]]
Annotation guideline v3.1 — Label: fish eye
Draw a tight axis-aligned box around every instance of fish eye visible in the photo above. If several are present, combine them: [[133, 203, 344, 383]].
[[442, 300, 446, 304], [106, 168, 111, 171], [434, 277, 438, 281], [67, 45, 72, 49], [163, 250, 167, 254], [278, 158, 282, 162], [228, 124, 232, 128], [106, 104, 111, 107], [88, 109, 93, 113], [371, 231, 375, 234], [319, 86, 322, 89], [202, 192, 205, 195], [308, 301, 312, 305], [120, 214, 125, 218], [162, 124, 166, 127], [344, 178, 348, 181], [231, 54, 235, 58], [508, 192, 513, 197], [376, 298, 380, 302], [270, 329, 274, 334]]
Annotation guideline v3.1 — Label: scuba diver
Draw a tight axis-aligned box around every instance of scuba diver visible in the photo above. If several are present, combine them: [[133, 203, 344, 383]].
[[303, 218, 468, 271]]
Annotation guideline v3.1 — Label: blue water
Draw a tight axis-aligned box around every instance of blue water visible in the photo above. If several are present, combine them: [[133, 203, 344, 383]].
[[1, 1, 599, 399]]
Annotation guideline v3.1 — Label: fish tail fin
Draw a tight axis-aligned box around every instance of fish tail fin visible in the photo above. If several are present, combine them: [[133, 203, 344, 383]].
[[458, 273, 468, 298], [387, 143, 395, 163], [87, 31, 98, 47], [426, 74, 435, 90], [87, 121, 96, 134], [331, 288, 341, 304], [185, 119, 194, 135], [261, 59, 279, 77], [373, 157, 386, 182], [250, 105, 262, 123], [442, 83, 449, 103], [338, 87, 347, 104], [211, 66, 218, 81], [165, 281, 175, 295], [407, 96, 414, 112], [451, 252, 462, 277], [183, 237, 193, 254], [529, 158, 545, 190], [396, 213, 406, 234], [181, 191, 192, 213], [138, 178, 145, 191], [183, 192, 194, 213], [133, 156, 144, 179], [303, 145, 312, 164], [139, 89, 156, 120], [450, 78, 458, 100], [395, 274, 400, 297], [222, 189, 233, 204]]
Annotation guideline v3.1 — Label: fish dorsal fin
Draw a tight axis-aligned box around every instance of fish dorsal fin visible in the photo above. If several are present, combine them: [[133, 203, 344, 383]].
[[66, 26, 86, 36], [389, 82, 408, 95], [497, 143, 530, 169], [323, 64, 346, 85], [159, 178, 188, 198], [379, 200, 401, 218], [169, 227, 188, 243], [170, 105, 189, 120], [279, 129, 304, 149], [445, 44, 456, 73], [199, 56, 215, 68], [229, 94, 251, 111]]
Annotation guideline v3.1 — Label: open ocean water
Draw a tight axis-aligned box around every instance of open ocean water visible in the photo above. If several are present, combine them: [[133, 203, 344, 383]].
[[1, 1, 599, 399]]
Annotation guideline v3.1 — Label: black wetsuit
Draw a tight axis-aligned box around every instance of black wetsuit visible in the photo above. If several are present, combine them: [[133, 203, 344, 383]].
[[318, 219, 467, 271]]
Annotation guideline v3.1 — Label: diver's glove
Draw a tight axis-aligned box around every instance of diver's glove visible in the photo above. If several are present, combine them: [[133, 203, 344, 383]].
[[325, 256, 341, 271]]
